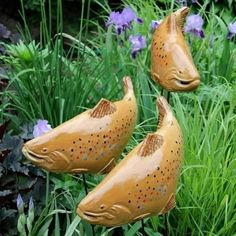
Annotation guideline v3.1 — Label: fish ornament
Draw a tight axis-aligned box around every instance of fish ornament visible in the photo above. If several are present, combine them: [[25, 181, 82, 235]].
[[77, 96, 183, 227], [151, 7, 200, 92], [22, 76, 137, 174]]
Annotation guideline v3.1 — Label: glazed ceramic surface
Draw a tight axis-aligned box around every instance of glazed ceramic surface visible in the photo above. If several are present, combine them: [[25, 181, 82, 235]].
[[77, 96, 183, 227], [22, 76, 137, 174], [151, 7, 200, 92]]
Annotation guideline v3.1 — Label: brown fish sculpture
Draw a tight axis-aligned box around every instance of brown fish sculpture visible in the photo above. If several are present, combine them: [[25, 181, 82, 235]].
[[77, 96, 183, 227], [151, 7, 200, 92], [22, 76, 137, 174]]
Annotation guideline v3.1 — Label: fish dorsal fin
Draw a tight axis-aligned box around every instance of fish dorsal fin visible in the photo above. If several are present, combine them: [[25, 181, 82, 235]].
[[90, 99, 116, 118], [138, 134, 164, 157]]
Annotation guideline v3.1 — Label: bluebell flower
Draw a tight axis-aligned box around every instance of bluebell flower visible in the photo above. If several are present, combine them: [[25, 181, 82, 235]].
[[227, 22, 236, 39], [184, 14, 205, 38], [129, 35, 147, 59], [33, 119, 52, 138], [106, 7, 143, 34]]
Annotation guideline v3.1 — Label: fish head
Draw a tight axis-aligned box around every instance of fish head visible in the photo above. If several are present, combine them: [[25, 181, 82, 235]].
[[151, 7, 200, 92], [77, 187, 132, 226], [22, 132, 71, 172]]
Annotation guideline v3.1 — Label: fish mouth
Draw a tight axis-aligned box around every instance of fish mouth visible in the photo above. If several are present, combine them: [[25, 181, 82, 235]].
[[22, 146, 52, 164], [175, 78, 200, 90]]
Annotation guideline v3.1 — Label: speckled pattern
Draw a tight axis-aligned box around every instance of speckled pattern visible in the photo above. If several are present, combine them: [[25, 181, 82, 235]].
[[151, 7, 200, 92], [77, 96, 183, 227], [22, 76, 137, 174]]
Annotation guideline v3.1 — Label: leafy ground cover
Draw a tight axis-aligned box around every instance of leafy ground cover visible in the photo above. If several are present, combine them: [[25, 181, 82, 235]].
[[0, 0, 236, 235]]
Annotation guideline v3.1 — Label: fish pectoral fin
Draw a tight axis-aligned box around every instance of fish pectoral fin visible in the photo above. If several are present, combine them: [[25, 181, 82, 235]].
[[138, 134, 164, 157], [90, 99, 116, 118], [133, 212, 150, 221], [159, 193, 176, 215], [99, 158, 116, 174], [69, 168, 88, 173], [151, 72, 160, 83]]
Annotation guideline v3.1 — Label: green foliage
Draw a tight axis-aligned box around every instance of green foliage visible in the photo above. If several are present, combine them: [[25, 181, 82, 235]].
[[0, 123, 47, 236], [0, 0, 236, 235]]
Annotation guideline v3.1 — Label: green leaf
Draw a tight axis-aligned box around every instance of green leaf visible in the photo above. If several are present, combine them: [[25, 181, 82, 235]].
[[65, 216, 81, 236]]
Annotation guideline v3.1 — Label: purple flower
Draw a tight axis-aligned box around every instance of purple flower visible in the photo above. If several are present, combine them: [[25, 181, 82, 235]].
[[33, 119, 52, 138], [129, 35, 147, 59], [106, 7, 142, 34], [184, 14, 205, 38], [227, 22, 236, 39], [29, 197, 34, 210], [122, 7, 143, 24], [17, 194, 24, 214], [0, 23, 11, 39], [149, 20, 162, 33], [176, 0, 197, 4]]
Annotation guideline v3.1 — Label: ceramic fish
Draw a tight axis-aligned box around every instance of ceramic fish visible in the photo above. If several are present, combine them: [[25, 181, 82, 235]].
[[151, 7, 200, 92], [22, 76, 137, 174], [77, 96, 183, 227]]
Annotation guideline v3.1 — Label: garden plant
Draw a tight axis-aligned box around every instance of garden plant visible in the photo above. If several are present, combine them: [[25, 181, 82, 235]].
[[0, 0, 236, 235]]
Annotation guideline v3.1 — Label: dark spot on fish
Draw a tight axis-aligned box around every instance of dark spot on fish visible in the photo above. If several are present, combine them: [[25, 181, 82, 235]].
[[89, 148, 92, 151], [71, 149, 74, 152], [73, 141, 76, 144], [128, 200, 131, 203], [154, 175, 156, 178], [157, 167, 160, 170], [79, 138, 82, 141]]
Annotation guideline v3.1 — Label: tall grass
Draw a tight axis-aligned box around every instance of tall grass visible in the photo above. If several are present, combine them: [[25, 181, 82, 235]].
[[1, 0, 236, 235]]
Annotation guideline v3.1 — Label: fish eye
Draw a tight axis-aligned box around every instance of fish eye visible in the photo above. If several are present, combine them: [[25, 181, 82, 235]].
[[100, 204, 106, 209], [42, 148, 48, 152]]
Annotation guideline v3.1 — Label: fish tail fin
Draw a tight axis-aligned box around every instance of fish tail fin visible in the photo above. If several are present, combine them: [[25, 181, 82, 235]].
[[123, 76, 134, 100], [175, 7, 189, 31], [156, 96, 172, 129]]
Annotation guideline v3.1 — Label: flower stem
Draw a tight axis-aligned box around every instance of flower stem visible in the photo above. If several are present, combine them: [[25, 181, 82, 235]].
[[45, 171, 49, 205]]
